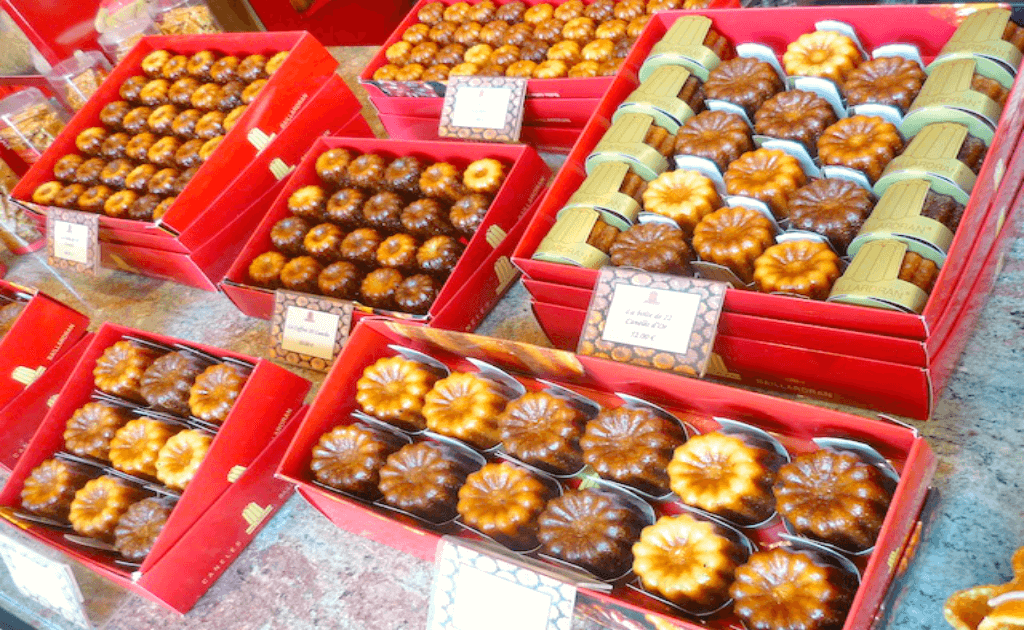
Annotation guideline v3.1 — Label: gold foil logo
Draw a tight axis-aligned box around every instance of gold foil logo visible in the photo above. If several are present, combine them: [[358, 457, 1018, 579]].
[[485, 225, 507, 248], [227, 466, 247, 483], [108, 254, 138, 274], [11, 366, 44, 387], [494, 257, 518, 294], [46, 395, 57, 409], [247, 128, 276, 152], [706, 353, 741, 381], [270, 159, 295, 181], [242, 503, 273, 534]]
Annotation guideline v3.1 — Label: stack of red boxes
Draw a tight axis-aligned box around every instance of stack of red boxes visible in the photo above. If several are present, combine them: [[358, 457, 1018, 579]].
[[512, 5, 1024, 419]]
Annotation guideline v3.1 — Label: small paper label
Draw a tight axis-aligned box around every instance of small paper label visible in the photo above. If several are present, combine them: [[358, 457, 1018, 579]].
[[54, 222, 89, 264], [282, 306, 340, 360], [46, 209, 99, 275], [452, 87, 513, 129], [602, 284, 700, 353], [0, 534, 89, 628], [439, 76, 527, 143], [269, 291, 355, 372]]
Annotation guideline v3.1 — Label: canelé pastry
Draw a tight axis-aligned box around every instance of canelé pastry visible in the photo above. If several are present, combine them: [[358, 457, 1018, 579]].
[[731, 547, 856, 630], [704, 57, 784, 119], [122, 106, 153, 134], [326, 188, 366, 227], [610, 223, 694, 275], [724, 148, 807, 219], [209, 56, 239, 84], [363, 191, 405, 232], [423, 372, 508, 448], [418, 235, 463, 277], [147, 104, 179, 135], [141, 50, 172, 77], [315, 148, 353, 187], [54, 184, 86, 209], [147, 168, 179, 197], [248, 251, 288, 288], [99, 132, 131, 160], [361, 268, 403, 309], [479, 21, 509, 47], [119, 76, 148, 103], [632, 514, 745, 610], [427, 23, 458, 48], [377, 233, 420, 271], [309, 425, 404, 498], [0, 302, 25, 337], [171, 109, 202, 138], [972, 73, 1008, 108], [186, 51, 216, 80], [403, 23, 430, 45], [642, 170, 721, 235], [753, 240, 840, 300], [153, 197, 176, 221], [451, 61, 482, 76], [614, 0, 645, 21], [288, 185, 328, 222], [130, 194, 162, 221], [422, 64, 451, 81], [668, 431, 779, 525], [783, 31, 863, 83], [68, 476, 144, 541], [318, 261, 362, 299], [304, 223, 346, 263], [463, 158, 505, 194], [523, 4, 554, 24], [563, 17, 596, 43], [356, 356, 439, 431], [176, 166, 199, 194], [383, 156, 422, 196], [195, 111, 225, 140], [198, 137, 222, 162], [420, 162, 465, 203], [74, 157, 107, 186], [238, 54, 268, 82], [674, 110, 753, 173], [378, 441, 475, 522], [147, 136, 181, 167], [692, 206, 776, 284], [108, 418, 178, 477], [31, 181, 62, 205], [77, 185, 114, 214], [175, 138, 205, 169], [595, 19, 628, 41], [54, 154, 85, 182], [190, 83, 222, 110], [457, 462, 554, 549], [395, 274, 439, 314], [401, 199, 452, 238], [580, 407, 685, 496], [219, 80, 245, 110], [126, 133, 158, 162], [537, 487, 644, 579], [103, 191, 138, 218], [386, 41, 413, 65], [417, 0, 444, 23], [626, 16, 648, 38], [271, 216, 311, 257], [76, 127, 108, 156], [140, 351, 205, 415], [754, 90, 838, 154], [113, 498, 173, 561], [341, 228, 383, 267], [568, 60, 600, 77], [162, 55, 188, 80], [787, 178, 874, 253], [843, 56, 925, 113], [519, 40, 548, 63], [584, 0, 615, 21], [168, 77, 201, 107], [223, 105, 246, 132], [100, 101, 132, 129], [20, 459, 93, 520], [189, 363, 247, 425], [156, 429, 212, 490], [266, 51, 289, 74], [93, 341, 160, 402], [436, 43, 467, 65], [899, 251, 939, 294], [455, 24, 483, 47], [817, 115, 903, 182], [139, 79, 170, 107], [450, 193, 490, 236], [774, 449, 892, 552], [348, 153, 389, 190], [495, 0, 525, 22], [498, 392, 585, 475]]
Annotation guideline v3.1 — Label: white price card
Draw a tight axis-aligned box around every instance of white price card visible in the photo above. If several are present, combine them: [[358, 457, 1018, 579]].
[[269, 291, 354, 372], [0, 534, 89, 628], [602, 284, 700, 354], [46, 209, 99, 275], [439, 76, 527, 143], [428, 538, 578, 630]]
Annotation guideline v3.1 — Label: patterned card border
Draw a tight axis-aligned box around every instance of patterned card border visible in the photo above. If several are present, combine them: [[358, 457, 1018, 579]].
[[438, 76, 527, 143], [268, 290, 354, 372], [46, 209, 99, 275], [0, 533, 90, 629], [577, 268, 728, 378]]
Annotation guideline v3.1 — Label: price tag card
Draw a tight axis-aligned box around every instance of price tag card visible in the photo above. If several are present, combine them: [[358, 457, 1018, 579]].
[[0, 533, 89, 628], [268, 291, 355, 372], [578, 268, 728, 377], [427, 538, 579, 630], [46, 209, 99, 275], [439, 76, 528, 143]]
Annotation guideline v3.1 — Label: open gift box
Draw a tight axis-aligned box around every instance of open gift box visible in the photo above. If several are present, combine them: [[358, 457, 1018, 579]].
[[9, 32, 373, 290], [0, 322, 311, 613], [275, 317, 936, 630], [511, 4, 1024, 419], [220, 137, 549, 327]]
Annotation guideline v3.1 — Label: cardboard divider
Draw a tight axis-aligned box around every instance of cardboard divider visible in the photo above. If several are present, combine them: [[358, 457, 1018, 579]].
[[276, 317, 936, 630]]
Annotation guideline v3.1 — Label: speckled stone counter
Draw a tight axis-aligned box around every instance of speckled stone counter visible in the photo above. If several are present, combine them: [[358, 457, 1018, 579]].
[[0, 46, 1022, 630]]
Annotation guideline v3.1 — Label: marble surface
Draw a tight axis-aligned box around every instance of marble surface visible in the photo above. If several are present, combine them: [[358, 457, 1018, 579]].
[[0, 46, 1023, 630]]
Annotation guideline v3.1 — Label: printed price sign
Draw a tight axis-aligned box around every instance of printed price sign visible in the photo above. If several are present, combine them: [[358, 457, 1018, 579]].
[[439, 76, 527, 143], [0, 533, 89, 628], [47, 209, 99, 274], [268, 291, 355, 372], [578, 268, 728, 377]]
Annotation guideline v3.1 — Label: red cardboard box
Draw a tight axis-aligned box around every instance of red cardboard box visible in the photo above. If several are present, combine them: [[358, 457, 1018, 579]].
[[220, 137, 549, 323], [0, 322, 311, 612], [276, 317, 936, 630], [9, 32, 372, 289]]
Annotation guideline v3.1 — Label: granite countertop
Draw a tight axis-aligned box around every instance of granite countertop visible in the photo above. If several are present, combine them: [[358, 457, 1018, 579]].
[[0, 46, 1023, 630]]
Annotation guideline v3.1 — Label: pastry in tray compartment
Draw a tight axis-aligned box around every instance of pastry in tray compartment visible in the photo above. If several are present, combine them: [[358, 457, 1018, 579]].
[[356, 356, 439, 431], [724, 148, 807, 220], [154, 197, 176, 222], [100, 101, 132, 130], [147, 168, 179, 197], [610, 222, 694, 276], [156, 429, 212, 490], [417, 235, 463, 277], [119, 76, 148, 103], [309, 424, 405, 498], [78, 185, 114, 214], [326, 188, 366, 227], [147, 104, 180, 136], [139, 79, 170, 107], [218, 80, 245, 111], [304, 223, 346, 263], [361, 267, 403, 309], [673, 110, 753, 173], [899, 251, 938, 294], [498, 391, 585, 475], [189, 363, 247, 425], [141, 50, 172, 78], [169, 77, 201, 108], [423, 64, 451, 81], [457, 462, 554, 549], [104, 190, 138, 219], [731, 547, 856, 630], [753, 90, 837, 155], [21, 458, 94, 520], [266, 51, 289, 75], [395, 274, 439, 315], [435, 43, 467, 66], [972, 73, 1008, 108], [271, 216, 311, 257], [580, 406, 684, 496], [114, 497, 173, 562], [190, 83, 222, 111], [74, 158, 107, 186], [130, 194, 162, 222], [209, 56, 240, 84], [401, 199, 452, 238], [463, 158, 505, 195], [843, 56, 925, 113], [195, 110, 225, 140], [449, 193, 490, 237], [238, 54, 268, 82], [122, 106, 154, 135], [54, 154, 86, 183], [0, 302, 25, 337], [363, 192, 405, 232], [288, 185, 328, 222], [642, 170, 721, 235], [632, 513, 745, 610], [348, 153, 389, 190], [692, 205, 775, 284], [175, 138, 205, 169], [140, 351, 205, 415], [124, 133, 157, 162], [94, 340, 161, 403], [668, 431, 779, 525], [75, 127, 108, 157], [109, 418, 179, 478], [783, 30, 863, 83], [423, 372, 508, 449], [248, 251, 288, 288], [100, 132, 131, 160], [420, 162, 466, 204], [382, 156, 423, 196], [377, 233, 420, 271], [378, 441, 474, 522], [171, 108, 202, 139], [147, 136, 181, 168], [186, 51, 217, 81], [817, 115, 904, 183], [162, 55, 188, 81], [341, 228, 383, 267], [787, 178, 874, 254], [318, 261, 362, 299], [68, 475, 146, 542], [537, 487, 644, 579], [54, 183, 87, 209], [703, 57, 784, 119], [30, 181, 62, 205], [753, 240, 840, 300], [315, 148, 353, 188]]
